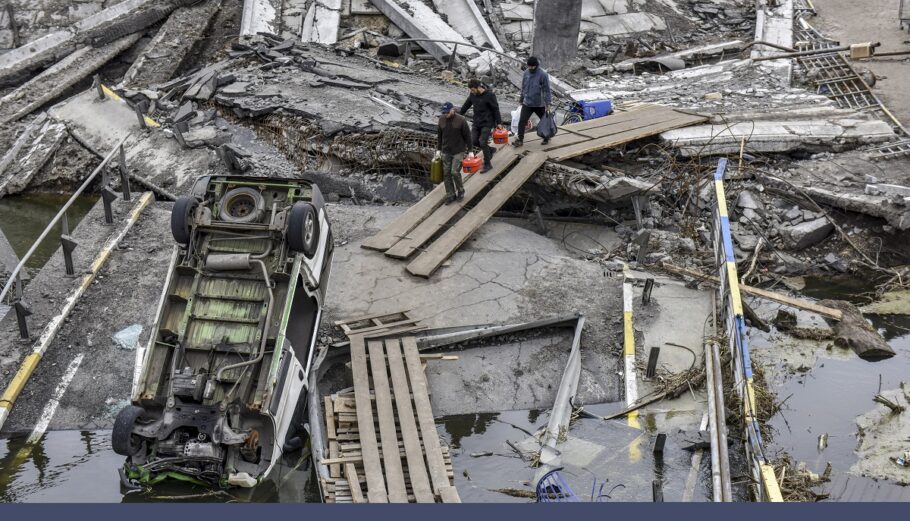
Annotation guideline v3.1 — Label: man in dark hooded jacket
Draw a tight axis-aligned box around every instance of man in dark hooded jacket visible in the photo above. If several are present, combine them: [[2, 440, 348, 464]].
[[460, 79, 504, 173], [514, 56, 552, 147]]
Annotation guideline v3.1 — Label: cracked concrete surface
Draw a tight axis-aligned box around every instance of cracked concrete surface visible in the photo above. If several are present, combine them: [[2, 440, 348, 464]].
[[324, 204, 625, 414]]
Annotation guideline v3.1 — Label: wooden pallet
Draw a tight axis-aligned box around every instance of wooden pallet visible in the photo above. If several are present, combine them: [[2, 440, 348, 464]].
[[322, 334, 460, 503], [360, 103, 706, 278]]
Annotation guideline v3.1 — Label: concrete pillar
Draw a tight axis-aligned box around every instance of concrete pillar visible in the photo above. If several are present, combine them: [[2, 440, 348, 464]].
[[531, 0, 583, 69]]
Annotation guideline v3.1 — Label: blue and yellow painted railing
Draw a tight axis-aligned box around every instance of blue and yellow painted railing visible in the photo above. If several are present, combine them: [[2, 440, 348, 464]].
[[712, 158, 783, 502]]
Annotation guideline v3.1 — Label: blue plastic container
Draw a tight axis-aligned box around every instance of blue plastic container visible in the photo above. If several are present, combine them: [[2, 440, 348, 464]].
[[578, 99, 613, 121]]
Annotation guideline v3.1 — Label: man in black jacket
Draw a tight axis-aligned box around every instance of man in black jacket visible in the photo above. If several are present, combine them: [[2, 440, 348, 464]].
[[437, 101, 471, 203], [460, 79, 503, 173]]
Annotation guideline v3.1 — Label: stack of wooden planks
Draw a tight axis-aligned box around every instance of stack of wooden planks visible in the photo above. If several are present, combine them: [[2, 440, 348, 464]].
[[321, 311, 459, 503], [361, 103, 706, 278]]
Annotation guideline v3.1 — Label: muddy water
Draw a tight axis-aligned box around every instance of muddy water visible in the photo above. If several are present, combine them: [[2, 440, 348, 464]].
[[750, 276, 910, 500], [440, 408, 711, 502], [0, 193, 99, 270]]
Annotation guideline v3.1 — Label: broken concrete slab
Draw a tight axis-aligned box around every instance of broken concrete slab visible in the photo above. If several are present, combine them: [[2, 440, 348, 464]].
[[302, 0, 342, 45], [49, 88, 213, 197], [368, 0, 478, 64], [0, 120, 67, 198], [0, 0, 180, 88], [432, 0, 503, 52], [0, 33, 143, 126], [123, 0, 223, 89], [581, 12, 667, 36], [240, 0, 279, 37], [760, 173, 910, 231], [661, 119, 896, 157], [785, 217, 834, 250]]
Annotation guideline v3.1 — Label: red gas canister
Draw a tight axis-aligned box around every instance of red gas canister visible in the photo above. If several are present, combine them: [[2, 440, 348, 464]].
[[462, 153, 482, 174], [492, 127, 509, 144]]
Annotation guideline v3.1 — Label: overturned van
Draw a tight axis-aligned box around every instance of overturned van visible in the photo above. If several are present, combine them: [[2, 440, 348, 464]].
[[114, 176, 333, 489]]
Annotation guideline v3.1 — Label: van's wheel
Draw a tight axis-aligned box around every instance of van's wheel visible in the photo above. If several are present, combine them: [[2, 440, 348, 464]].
[[171, 196, 198, 245], [287, 202, 319, 257], [112, 405, 146, 456]]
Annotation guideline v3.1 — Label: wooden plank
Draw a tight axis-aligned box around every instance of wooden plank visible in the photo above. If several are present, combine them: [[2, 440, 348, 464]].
[[523, 103, 670, 143], [346, 463, 366, 503], [324, 396, 341, 477], [335, 310, 410, 327], [522, 109, 692, 156], [548, 113, 707, 161], [661, 263, 844, 320], [384, 337, 435, 503], [366, 339, 409, 502], [385, 147, 520, 259], [361, 180, 455, 251], [438, 485, 462, 503], [400, 336, 452, 499], [349, 318, 419, 336], [407, 152, 549, 278], [349, 334, 388, 503]]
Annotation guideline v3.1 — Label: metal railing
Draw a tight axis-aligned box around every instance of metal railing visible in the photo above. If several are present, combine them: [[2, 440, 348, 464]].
[[0, 134, 133, 338], [711, 158, 783, 502]]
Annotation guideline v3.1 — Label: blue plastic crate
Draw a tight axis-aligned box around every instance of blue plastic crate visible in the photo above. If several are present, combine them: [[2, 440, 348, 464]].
[[577, 99, 613, 121]]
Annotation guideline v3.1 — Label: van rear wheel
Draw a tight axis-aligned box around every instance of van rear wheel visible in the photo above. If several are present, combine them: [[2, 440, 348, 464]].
[[112, 405, 146, 456], [287, 202, 319, 257]]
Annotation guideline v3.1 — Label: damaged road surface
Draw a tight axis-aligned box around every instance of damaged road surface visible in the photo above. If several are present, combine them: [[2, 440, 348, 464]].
[[2, 0, 910, 505]]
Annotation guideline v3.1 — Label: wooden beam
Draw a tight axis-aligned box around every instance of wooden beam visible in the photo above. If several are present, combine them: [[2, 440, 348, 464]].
[[384, 337, 435, 502], [401, 336, 459, 502], [385, 147, 520, 259], [346, 463, 365, 503], [324, 396, 340, 478], [407, 152, 548, 278], [361, 179, 454, 251], [349, 334, 388, 503], [661, 263, 844, 320], [547, 114, 706, 161], [367, 339, 409, 502]]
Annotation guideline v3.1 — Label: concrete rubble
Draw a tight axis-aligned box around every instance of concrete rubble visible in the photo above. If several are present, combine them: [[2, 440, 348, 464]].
[[0, 0, 909, 504]]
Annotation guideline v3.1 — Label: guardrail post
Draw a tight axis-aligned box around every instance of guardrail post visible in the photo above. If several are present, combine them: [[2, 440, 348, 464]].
[[93, 74, 104, 100], [447, 44, 458, 71], [134, 105, 148, 130], [101, 187, 117, 225], [61, 235, 78, 277], [118, 144, 131, 202], [14, 300, 31, 340], [652, 480, 664, 502]]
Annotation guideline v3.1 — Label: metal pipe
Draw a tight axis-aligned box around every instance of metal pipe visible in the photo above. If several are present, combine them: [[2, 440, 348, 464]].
[[741, 40, 797, 53], [0, 134, 130, 304], [394, 38, 523, 65], [216, 258, 275, 382], [752, 44, 850, 61]]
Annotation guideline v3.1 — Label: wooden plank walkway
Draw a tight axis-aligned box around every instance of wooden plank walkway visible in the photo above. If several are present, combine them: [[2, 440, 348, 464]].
[[407, 152, 548, 278], [362, 103, 706, 277], [323, 331, 459, 503]]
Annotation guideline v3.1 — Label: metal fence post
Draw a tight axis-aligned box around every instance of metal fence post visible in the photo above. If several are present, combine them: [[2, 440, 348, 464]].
[[93, 74, 104, 100], [447, 44, 458, 71], [61, 235, 78, 276], [14, 300, 31, 340], [134, 105, 148, 130], [101, 187, 117, 225], [118, 144, 131, 201]]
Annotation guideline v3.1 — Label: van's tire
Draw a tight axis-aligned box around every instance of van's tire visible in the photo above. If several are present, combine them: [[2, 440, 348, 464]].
[[287, 202, 319, 257], [171, 196, 198, 245], [112, 405, 146, 456]]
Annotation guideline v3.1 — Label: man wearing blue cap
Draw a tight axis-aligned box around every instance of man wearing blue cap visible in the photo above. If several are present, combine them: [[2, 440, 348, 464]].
[[437, 101, 471, 204]]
